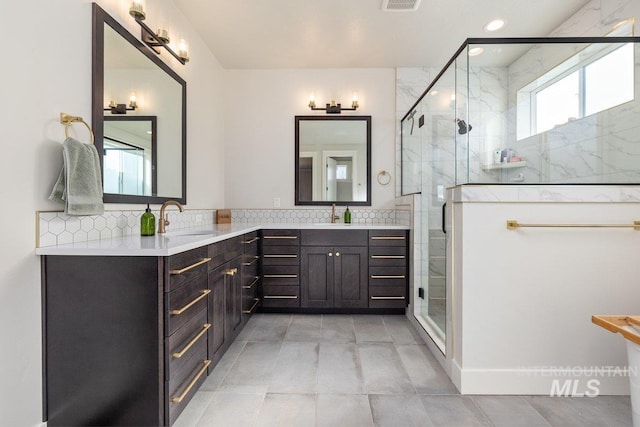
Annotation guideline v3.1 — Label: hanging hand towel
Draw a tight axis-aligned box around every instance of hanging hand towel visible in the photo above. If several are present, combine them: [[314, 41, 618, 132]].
[[49, 137, 104, 216]]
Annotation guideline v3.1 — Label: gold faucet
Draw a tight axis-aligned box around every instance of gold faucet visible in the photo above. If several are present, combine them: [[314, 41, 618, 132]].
[[158, 200, 184, 233], [330, 203, 340, 223]]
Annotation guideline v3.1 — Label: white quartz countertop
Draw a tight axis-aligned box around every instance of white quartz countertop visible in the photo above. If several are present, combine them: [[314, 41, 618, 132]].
[[35, 223, 409, 256]]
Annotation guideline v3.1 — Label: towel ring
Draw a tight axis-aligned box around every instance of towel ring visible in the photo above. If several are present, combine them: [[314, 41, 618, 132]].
[[60, 113, 95, 144], [377, 170, 391, 186]]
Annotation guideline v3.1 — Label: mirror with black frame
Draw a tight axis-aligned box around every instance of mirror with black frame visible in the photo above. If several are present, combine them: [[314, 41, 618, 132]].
[[295, 116, 371, 206], [92, 3, 186, 204]]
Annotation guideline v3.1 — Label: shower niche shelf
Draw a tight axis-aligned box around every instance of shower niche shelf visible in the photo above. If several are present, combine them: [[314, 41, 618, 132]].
[[481, 161, 527, 171]]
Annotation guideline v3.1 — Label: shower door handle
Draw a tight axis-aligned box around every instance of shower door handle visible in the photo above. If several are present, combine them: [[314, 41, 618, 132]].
[[441, 203, 446, 234]]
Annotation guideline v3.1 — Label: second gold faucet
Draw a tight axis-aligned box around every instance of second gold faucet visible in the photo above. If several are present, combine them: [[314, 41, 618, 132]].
[[158, 200, 184, 233]]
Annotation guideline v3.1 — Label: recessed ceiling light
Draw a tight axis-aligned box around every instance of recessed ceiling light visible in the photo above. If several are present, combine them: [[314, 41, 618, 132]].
[[430, 90, 438, 96], [484, 19, 505, 32], [469, 47, 484, 57]]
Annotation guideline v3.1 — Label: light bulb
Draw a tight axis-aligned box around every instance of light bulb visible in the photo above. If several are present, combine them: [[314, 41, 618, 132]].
[[129, 0, 145, 20], [178, 39, 189, 62]]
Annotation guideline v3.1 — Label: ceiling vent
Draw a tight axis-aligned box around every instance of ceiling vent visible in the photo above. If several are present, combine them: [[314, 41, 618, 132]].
[[381, 0, 421, 11]]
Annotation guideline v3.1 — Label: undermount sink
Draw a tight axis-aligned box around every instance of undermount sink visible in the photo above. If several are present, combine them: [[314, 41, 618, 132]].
[[165, 229, 216, 236]]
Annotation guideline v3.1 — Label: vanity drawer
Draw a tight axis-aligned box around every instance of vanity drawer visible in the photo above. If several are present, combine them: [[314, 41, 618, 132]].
[[261, 229, 300, 245], [262, 265, 299, 286], [242, 232, 260, 255], [167, 246, 210, 292], [369, 246, 407, 266], [301, 229, 367, 246], [167, 308, 209, 381], [167, 274, 210, 336], [369, 286, 407, 308], [262, 246, 299, 266], [368, 230, 408, 247], [242, 255, 260, 276], [208, 236, 243, 268], [369, 266, 407, 286], [262, 285, 300, 308], [168, 349, 210, 426]]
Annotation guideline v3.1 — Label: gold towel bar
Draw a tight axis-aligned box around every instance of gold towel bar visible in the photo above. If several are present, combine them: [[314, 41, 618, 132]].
[[507, 220, 640, 230], [60, 113, 95, 144]]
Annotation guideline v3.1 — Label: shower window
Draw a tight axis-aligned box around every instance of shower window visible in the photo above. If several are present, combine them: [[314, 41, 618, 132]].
[[518, 42, 634, 139]]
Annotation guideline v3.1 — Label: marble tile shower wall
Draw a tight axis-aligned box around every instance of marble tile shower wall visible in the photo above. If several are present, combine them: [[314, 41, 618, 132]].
[[37, 208, 410, 247]]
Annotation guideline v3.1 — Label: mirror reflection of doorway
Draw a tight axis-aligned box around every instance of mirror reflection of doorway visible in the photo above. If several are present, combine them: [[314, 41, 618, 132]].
[[322, 151, 357, 202]]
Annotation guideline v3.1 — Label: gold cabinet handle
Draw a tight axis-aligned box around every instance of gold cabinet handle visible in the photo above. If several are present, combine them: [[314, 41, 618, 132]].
[[263, 295, 298, 299], [170, 289, 211, 315], [371, 236, 405, 240], [243, 276, 260, 290], [242, 298, 261, 314], [170, 258, 212, 275], [172, 324, 211, 359], [225, 268, 238, 276], [370, 255, 405, 259], [243, 237, 260, 244], [243, 256, 260, 266], [263, 254, 298, 258], [263, 274, 297, 278], [171, 360, 211, 403], [371, 296, 405, 300], [370, 275, 406, 279], [263, 236, 298, 240]]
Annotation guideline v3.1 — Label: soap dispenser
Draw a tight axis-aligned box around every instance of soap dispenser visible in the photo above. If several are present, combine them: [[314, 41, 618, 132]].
[[344, 206, 351, 224], [141, 204, 156, 236]]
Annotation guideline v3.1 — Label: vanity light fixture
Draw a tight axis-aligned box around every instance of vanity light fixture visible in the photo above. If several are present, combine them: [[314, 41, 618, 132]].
[[308, 94, 359, 114], [129, 1, 189, 64], [104, 94, 138, 114]]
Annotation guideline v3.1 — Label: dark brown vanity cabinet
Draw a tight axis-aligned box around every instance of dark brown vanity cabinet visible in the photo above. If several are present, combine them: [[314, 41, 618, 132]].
[[368, 230, 409, 308], [241, 232, 261, 320], [260, 229, 301, 308], [300, 230, 368, 308]]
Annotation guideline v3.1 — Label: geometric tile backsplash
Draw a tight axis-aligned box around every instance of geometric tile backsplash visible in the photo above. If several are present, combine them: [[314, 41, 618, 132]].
[[37, 206, 411, 247]]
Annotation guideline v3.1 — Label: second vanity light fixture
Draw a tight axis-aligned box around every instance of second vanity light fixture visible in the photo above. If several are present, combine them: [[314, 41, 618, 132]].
[[129, 0, 190, 64], [104, 94, 138, 114], [308, 95, 359, 114]]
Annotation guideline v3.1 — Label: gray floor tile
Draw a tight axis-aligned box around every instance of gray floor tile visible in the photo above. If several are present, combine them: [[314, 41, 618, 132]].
[[200, 340, 246, 391], [285, 314, 323, 341], [247, 314, 292, 342], [317, 343, 365, 394], [369, 394, 433, 427], [383, 315, 422, 344], [195, 392, 265, 427], [353, 315, 393, 343], [269, 341, 319, 393], [395, 344, 457, 394], [255, 393, 316, 427], [316, 394, 374, 427], [421, 395, 490, 426], [219, 342, 281, 392], [320, 315, 356, 343], [235, 314, 261, 342], [173, 391, 215, 427], [525, 395, 633, 427], [472, 395, 551, 426], [359, 343, 415, 394]]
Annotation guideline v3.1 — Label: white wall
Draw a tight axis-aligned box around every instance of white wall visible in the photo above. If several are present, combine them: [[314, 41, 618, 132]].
[[223, 68, 397, 209], [0, 0, 225, 424]]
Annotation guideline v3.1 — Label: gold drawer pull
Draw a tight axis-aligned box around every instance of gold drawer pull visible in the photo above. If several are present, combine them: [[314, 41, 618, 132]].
[[170, 290, 211, 315], [172, 324, 211, 359], [371, 296, 405, 300], [225, 268, 238, 276], [264, 274, 298, 278], [264, 295, 298, 299], [243, 256, 260, 266], [371, 255, 405, 259], [171, 360, 211, 403], [264, 254, 298, 258], [243, 276, 260, 289], [263, 235, 298, 239], [242, 298, 261, 314], [170, 258, 212, 275], [371, 275, 406, 279], [371, 236, 405, 240], [243, 237, 260, 244]]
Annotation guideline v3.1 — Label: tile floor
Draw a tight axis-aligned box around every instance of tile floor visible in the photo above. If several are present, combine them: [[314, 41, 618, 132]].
[[175, 314, 633, 427]]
